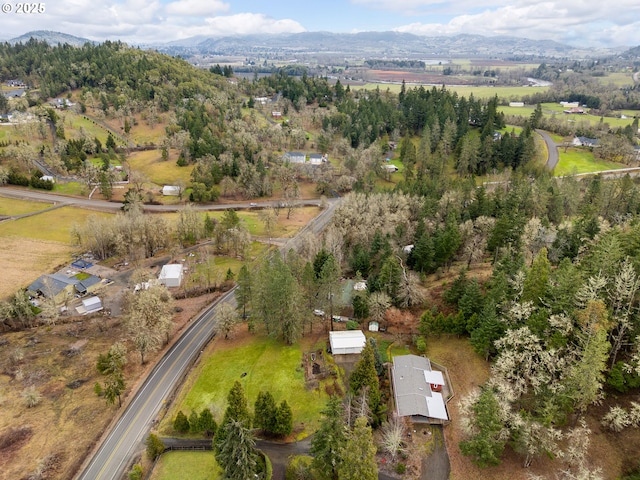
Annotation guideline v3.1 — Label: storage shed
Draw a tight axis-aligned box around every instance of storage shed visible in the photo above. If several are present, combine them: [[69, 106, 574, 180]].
[[329, 330, 366, 355], [158, 264, 183, 287], [162, 185, 181, 196], [76, 296, 103, 315]]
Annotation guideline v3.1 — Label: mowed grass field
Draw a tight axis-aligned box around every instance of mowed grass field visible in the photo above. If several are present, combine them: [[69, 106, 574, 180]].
[[0, 205, 111, 297], [164, 333, 334, 438], [0, 196, 52, 215], [150, 452, 221, 480], [62, 112, 113, 144], [554, 148, 626, 176]]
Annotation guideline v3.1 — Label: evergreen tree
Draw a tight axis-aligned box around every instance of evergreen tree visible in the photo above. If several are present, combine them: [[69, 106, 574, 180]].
[[236, 264, 252, 319], [274, 400, 293, 436], [173, 410, 190, 433], [349, 341, 382, 424], [459, 388, 506, 467], [254, 390, 277, 433], [311, 397, 347, 480], [199, 408, 218, 437], [215, 420, 259, 480], [214, 381, 252, 453], [337, 417, 377, 480]]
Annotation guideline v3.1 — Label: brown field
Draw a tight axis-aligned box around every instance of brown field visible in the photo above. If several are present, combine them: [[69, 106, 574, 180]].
[[368, 69, 473, 85], [0, 237, 73, 299], [0, 289, 222, 480]]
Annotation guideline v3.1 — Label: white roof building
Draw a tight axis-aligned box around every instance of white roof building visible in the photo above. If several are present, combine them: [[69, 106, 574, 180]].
[[158, 264, 184, 287], [76, 296, 103, 315], [392, 354, 448, 422], [162, 185, 181, 196], [329, 330, 366, 355]]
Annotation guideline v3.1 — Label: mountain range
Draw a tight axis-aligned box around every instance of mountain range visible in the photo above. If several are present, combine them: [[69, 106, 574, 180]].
[[4, 30, 633, 60]]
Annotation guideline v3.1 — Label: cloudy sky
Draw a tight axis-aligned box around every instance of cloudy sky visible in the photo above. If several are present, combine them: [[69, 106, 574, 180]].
[[1, 0, 639, 48]]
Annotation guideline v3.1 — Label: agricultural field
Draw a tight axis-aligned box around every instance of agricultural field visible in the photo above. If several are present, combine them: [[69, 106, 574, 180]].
[[553, 147, 626, 176], [591, 71, 636, 87], [149, 452, 221, 480], [162, 331, 338, 439], [0, 205, 111, 297], [354, 83, 550, 101], [0, 196, 52, 216]]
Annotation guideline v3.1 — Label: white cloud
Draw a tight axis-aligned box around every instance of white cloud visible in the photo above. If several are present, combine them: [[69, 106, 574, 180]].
[[393, 1, 640, 47], [202, 13, 306, 37], [164, 0, 230, 17]]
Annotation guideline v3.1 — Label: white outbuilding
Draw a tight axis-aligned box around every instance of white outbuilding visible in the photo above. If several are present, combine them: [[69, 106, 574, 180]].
[[76, 296, 103, 315], [162, 185, 181, 196], [329, 330, 366, 355], [158, 264, 184, 287]]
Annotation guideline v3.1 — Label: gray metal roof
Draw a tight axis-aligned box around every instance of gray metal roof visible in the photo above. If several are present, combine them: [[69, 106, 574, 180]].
[[392, 354, 448, 421]]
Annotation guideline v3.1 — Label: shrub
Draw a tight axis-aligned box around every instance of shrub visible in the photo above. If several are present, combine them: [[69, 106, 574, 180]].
[[396, 463, 406, 474], [128, 464, 143, 480], [145, 433, 165, 460], [22, 386, 42, 408], [285, 455, 315, 480], [346, 320, 359, 330], [415, 336, 427, 353]]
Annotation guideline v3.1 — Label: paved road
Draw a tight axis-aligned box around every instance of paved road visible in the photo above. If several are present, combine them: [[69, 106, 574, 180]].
[[0, 186, 328, 213], [74, 199, 341, 480], [76, 289, 234, 480], [536, 129, 559, 170]]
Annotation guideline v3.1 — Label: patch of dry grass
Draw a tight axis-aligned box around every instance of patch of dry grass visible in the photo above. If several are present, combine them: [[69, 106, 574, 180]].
[[0, 237, 73, 298], [0, 197, 53, 216]]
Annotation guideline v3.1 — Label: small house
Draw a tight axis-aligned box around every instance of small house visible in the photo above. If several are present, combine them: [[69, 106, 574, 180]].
[[368, 321, 379, 332], [509, 102, 525, 107], [308, 153, 325, 165], [383, 164, 399, 173], [272, 111, 282, 119], [159, 264, 183, 287], [329, 330, 366, 355], [41, 175, 55, 183], [392, 354, 449, 423], [353, 280, 367, 291]]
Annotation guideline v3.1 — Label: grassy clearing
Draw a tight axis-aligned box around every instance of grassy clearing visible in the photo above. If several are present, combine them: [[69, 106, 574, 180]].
[[62, 112, 111, 144], [0, 206, 111, 243], [164, 333, 333, 438], [54, 181, 85, 196], [0, 196, 52, 215], [127, 150, 194, 186], [0, 237, 73, 297], [150, 452, 221, 480], [592, 72, 635, 87], [553, 148, 626, 176]]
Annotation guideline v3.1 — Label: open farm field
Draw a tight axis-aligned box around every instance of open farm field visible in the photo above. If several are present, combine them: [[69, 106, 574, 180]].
[[127, 149, 194, 186], [0, 206, 112, 296], [591, 71, 636, 87], [0, 237, 72, 297], [162, 330, 336, 439], [554, 148, 627, 176], [353, 83, 547, 100], [128, 116, 167, 145], [150, 452, 221, 480], [0, 206, 111, 243], [0, 196, 52, 216]]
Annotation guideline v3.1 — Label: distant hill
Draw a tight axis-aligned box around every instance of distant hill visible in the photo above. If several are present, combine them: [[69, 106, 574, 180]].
[[9, 30, 94, 47], [619, 45, 640, 59], [154, 31, 620, 60]]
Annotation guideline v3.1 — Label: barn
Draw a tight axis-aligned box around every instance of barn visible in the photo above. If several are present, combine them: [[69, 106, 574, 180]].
[[329, 330, 366, 355]]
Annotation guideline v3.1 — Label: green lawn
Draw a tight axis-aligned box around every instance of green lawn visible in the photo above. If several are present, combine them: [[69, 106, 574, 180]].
[[0, 206, 111, 243], [150, 452, 221, 480], [0, 197, 52, 216], [554, 147, 626, 176], [128, 150, 194, 186], [167, 336, 334, 438], [54, 181, 86, 196]]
